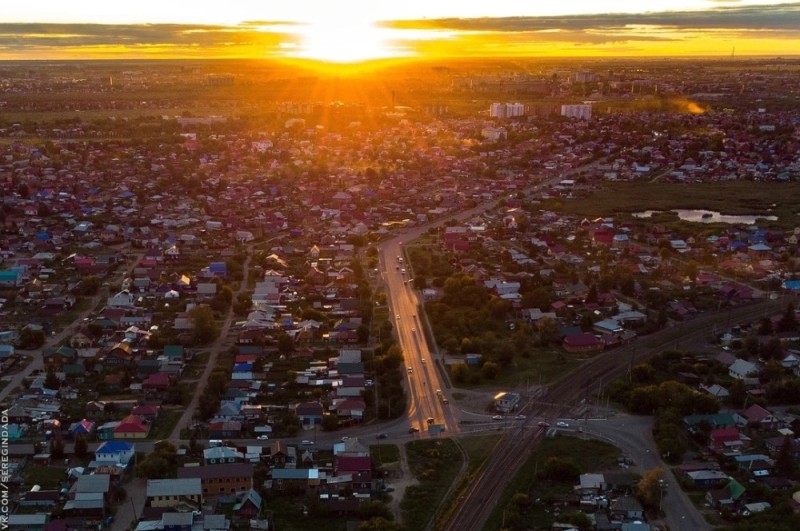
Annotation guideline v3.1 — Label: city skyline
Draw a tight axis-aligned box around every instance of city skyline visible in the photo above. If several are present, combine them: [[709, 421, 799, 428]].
[[1, 1, 799, 62]]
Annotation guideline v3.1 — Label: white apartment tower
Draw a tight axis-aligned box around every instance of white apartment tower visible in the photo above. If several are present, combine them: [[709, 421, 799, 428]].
[[490, 102, 525, 119], [561, 104, 593, 120]]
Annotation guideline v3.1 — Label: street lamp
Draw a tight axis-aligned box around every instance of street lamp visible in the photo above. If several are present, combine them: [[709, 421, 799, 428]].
[[658, 479, 666, 516]]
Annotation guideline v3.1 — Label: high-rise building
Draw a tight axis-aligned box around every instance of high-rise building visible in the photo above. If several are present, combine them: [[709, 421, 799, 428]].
[[489, 102, 525, 118], [561, 104, 592, 120]]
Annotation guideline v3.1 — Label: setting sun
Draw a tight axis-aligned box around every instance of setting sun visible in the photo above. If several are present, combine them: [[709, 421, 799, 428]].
[[290, 11, 403, 63]]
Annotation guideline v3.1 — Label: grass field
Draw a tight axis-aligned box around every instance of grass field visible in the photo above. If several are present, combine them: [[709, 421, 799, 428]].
[[147, 411, 183, 440], [24, 464, 68, 489], [402, 438, 463, 530], [545, 181, 800, 230], [454, 348, 585, 389], [370, 443, 401, 469]]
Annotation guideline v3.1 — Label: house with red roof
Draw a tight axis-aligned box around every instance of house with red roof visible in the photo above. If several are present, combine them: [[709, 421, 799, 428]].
[[142, 373, 171, 392], [734, 404, 778, 430], [334, 455, 372, 476], [113, 414, 149, 439], [562, 333, 603, 353], [709, 427, 746, 452]]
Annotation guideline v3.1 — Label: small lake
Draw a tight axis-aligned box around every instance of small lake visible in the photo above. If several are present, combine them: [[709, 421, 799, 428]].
[[632, 209, 777, 224]]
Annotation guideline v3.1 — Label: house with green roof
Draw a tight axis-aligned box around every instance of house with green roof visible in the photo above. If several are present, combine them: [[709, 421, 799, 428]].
[[683, 413, 737, 431], [706, 478, 746, 509]]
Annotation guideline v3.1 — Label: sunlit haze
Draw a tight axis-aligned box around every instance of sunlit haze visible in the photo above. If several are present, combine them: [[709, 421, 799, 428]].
[[2, 0, 799, 62]]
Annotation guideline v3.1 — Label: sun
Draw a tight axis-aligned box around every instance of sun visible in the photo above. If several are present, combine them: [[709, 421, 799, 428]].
[[291, 11, 404, 63]]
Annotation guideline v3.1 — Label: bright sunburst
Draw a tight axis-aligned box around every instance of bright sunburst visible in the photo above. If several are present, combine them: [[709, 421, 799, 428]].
[[291, 11, 404, 63]]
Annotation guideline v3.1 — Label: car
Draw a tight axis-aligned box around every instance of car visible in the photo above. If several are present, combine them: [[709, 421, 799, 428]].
[[376, 433, 388, 439], [396, 314, 400, 320], [341, 436, 350, 441], [412, 328, 416, 333], [401, 268, 406, 274], [407, 366, 413, 373], [257, 435, 269, 440], [492, 415, 504, 421], [420, 357, 425, 363], [537, 421, 550, 428], [301, 440, 314, 445], [409, 427, 420, 433], [426, 417, 434, 425], [515, 414, 526, 420], [556, 421, 569, 428]]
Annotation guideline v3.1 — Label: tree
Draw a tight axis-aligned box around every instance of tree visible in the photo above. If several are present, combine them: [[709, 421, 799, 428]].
[[450, 363, 468, 384], [774, 435, 796, 479], [49, 438, 65, 459], [18, 327, 46, 349], [321, 413, 339, 431], [481, 361, 499, 380], [190, 304, 218, 345], [777, 303, 798, 333], [636, 467, 664, 511], [277, 332, 295, 355], [44, 368, 61, 390], [538, 457, 580, 482], [74, 434, 88, 457]]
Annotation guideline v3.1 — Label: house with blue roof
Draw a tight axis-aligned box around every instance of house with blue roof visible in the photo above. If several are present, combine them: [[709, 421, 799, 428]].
[[95, 441, 135, 465], [783, 280, 800, 292], [0, 270, 20, 287]]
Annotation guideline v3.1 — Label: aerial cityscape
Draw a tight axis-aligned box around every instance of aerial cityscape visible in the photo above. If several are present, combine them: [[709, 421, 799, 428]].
[[2, 2, 800, 531]]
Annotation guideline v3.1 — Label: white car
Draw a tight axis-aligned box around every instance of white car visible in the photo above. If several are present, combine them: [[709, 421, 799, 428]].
[[556, 421, 569, 428], [257, 435, 269, 440], [301, 440, 314, 445], [407, 366, 413, 373], [492, 415, 503, 420], [515, 414, 526, 420], [411, 328, 416, 333]]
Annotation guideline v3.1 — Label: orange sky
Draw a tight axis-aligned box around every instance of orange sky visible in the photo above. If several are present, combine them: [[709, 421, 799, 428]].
[[1, 1, 799, 61]]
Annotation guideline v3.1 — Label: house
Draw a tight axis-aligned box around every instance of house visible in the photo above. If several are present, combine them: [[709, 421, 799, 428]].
[[684, 413, 737, 431], [610, 495, 644, 520], [735, 404, 778, 429], [203, 446, 244, 465], [295, 402, 324, 426], [146, 478, 202, 510], [142, 373, 172, 392], [208, 420, 242, 439], [494, 392, 520, 413], [95, 441, 135, 465], [563, 333, 603, 353], [270, 468, 321, 492], [706, 478, 746, 508], [686, 470, 730, 489], [232, 489, 263, 518], [113, 414, 149, 439], [177, 463, 254, 496], [709, 427, 745, 451], [577, 473, 605, 495], [268, 441, 291, 468], [729, 359, 759, 382]]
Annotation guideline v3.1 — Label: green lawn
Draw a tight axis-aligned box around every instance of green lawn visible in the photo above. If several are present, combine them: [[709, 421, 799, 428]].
[[484, 435, 622, 531], [147, 411, 183, 440], [370, 444, 401, 469], [452, 349, 585, 389], [402, 438, 463, 531], [24, 464, 68, 489]]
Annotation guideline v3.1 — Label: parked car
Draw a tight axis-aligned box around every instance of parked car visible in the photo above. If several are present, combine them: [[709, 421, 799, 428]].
[[408, 427, 420, 434], [376, 433, 388, 439], [257, 435, 269, 440], [301, 440, 314, 445]]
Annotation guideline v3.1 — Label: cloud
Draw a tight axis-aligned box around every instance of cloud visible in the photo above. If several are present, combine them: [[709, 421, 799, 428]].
[[382, 2, 800, 33], [0, 22, 298, 57]]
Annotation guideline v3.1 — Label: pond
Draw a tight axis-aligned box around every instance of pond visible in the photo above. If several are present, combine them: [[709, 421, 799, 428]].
[[632, 209, 777, 224]]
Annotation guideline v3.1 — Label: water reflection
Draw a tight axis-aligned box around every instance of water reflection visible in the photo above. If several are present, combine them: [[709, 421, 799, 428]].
[[632, 209, 777, 224]]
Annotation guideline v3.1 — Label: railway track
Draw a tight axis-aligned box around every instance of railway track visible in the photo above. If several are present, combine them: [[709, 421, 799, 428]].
[[442, 297, 787, 531]]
